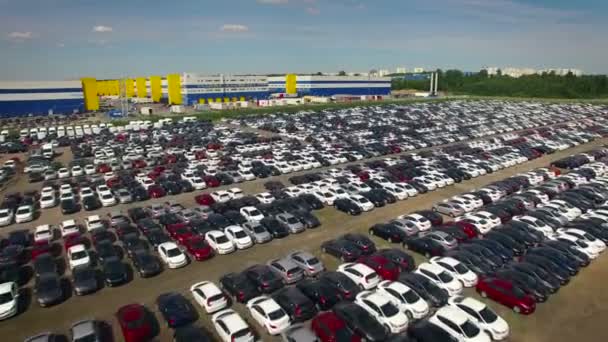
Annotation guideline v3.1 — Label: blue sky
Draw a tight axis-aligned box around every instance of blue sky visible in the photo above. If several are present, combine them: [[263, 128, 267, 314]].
[[1, 0, 607, 80]]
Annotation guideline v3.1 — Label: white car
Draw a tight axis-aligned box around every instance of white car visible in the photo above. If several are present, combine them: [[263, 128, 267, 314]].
[[376, 280, 429, 320], [415, 263, 463, 296], [79, 187, 95, 199], [67, 245, 91, 270], [513, 216, 554, 237], [450, 198, 475, 213], [71, 165, 84, 177], [205, 230, 236, 255], [327, 187, 350, 199], [313, 191, 338, 206], [14, 205, 34, 223], [0, 209, 13, 226], [157, 242, 188, 269], [542, 203, 580, 221], [98, 191, 117, 207], [246, 296, 291, 335], [557, 228, 606, 252], [34, 224, 53, 243], [211, 191, 232, 203], [383, 185, 408, 200], [555, 234, 600, 259], [57, 168, 71, 179], [228, 187, 244, 199], [473, 211, 502, 228], [59, 191, 75, 202], [0, 282, 19, 320], [448, 296, 509, 341], [190, 281, 228, 313], [429, 306, 491, 342], [255, 192, 275, 204], [337, 263, 380, 290], [349, 195, 374, 212], [189, 176, 207, 190], [84, 165, 96, 175], [39, 193, 57, 209], [85, 215, 104, 232], [240, 206, 264, 222], [225, 226, 254, 250], [429, 257, 478, 287], [61, 219, 80, 237], [212, 309, 256, 342], [355, 291, 408, 333], [398, 214, 432, 232]]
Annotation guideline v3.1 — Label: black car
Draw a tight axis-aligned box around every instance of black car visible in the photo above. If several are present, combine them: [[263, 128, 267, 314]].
[[445, 250, 494, 275], [94, 239, 120, 262], [341, 233, 376, 254], [494, 269, 548, 302], [541, 240, 590, 267], [334, 198, 362, 215], [173, 325, 212, 342], [526, 247, 580, 275], [243, 265, 284, 293], [260, 217, 290, 238], [130, 186, 151, 202], [177, 180, 194, 193], [291, 209, 321, 229], [403, 237, 445, 258], [484, 231, 525, 256], [34, 253, 57, 277], [333, 302, 389, 342], [0, 263, 21, 284], [369, 223, 408, 243], [82, 196, 102, 211], [370, 188, 397, 204], [298, 194, 324, 210], [521, 254, 570, 285], [510, 261, 563, 290], [459, 244, 504, 268], [273, 287, 317, 322], [0, 245, 24, 265], [132, 250, 162, 278], [121, 233, 148, 258], [219, 272, 261, 303], [408, 321, 458, 342], [500, 226, 541, 247], [413, 210, 443, 226], [161, 181, 181, 196], [376, 248, 416, 272], [223, 210, 246, 225], [61, 199, 80, 214], [321, 239, 363, 262], [71, 266, 99, 296], [145, 229, 172, 248], [157, 292, 197, 328], [397, 273, 449, 308], [296, 279, 341, 310], [319, 271, 360, 301], [360, 191, 386, 207], [35, 273, 63, 307], [101, 257, 128, 286]]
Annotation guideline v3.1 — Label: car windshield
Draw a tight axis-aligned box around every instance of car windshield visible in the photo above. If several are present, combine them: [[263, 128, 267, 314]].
[[0, 212, 7, 218], [358, 197, 370, 203], [401, 290, 420, 303], [216, 235, 229, 243], [190, 240, 206, 249], [233, 328, 252, 339], [460, 320, 481, 338], [576, 240, 590, 248], [72, 251, 87, 260], [166, 248, 182, 257], [453, 263, 469, 274], [41, 196, 53, 201], [267, 309, 285, 320], [479, 306, 498, 323], [17, 208, 29, 214], [379, 302, 399, 317], [249, 209, 261, 216], [438, 271, 454, 283], [306, 257, 320, 265], [234, 231, 247, 239], [0, 292, 13, 304], [287, 217, 299, 224]]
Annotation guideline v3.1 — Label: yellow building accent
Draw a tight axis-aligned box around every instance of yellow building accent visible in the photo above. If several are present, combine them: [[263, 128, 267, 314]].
[[136, 77, 147, 98], [231, 97, 237, 102], [107, 80, 119, 96], [150, 76, 162, 102], [223, 97, 229, 103], [167, 74, 182, 105], [239, 96, 245, 101], [198, 98, 206, 104], [286, 73, 297, 94], [215, 98, 222, 103], [125, 79, 135, 98], [81, 78, 99, 111]]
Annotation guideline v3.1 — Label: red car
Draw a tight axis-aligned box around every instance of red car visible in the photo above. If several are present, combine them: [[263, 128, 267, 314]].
[[389, 145, 402, 154], [31, 241, 53, 260], [195, 151, 207, 160], [147, 185, 166, 198], [476, 277, 536, 315], [183, 236, 214, 261], [195, 193, 215, 206], [203, 175, 220, 188], [451, 222, 479, 239], [163, 154, 177, 164], [357, 171, 370, 182], [312, 312, 362, 342], [116, 304, 153, 342], [132, 159, 147, 169], [153, 166, 166, 173], [96, 163, 111, 174], [166, 224, 194, 244], [356, 254, 400, 281], [63, 233, 88, 251], [106, 177, 121, 188]]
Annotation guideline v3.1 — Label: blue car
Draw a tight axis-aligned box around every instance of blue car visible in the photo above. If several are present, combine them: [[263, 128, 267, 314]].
[[156, 292, 197, 328]]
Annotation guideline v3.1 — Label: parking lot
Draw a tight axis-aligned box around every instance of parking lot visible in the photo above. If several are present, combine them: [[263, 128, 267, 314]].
[[1, 135, 608, 342]]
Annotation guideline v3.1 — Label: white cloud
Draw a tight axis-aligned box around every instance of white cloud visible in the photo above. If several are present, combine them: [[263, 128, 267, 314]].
[[306, 7, 320, 15], [7, 31, 33, 41], [93, 25, 113, 33], [257, 0, 288, 4], [221, 24, 249, 32]]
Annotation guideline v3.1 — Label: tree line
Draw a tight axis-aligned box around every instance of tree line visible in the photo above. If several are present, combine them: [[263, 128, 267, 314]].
[[391, 69, 608, 99]]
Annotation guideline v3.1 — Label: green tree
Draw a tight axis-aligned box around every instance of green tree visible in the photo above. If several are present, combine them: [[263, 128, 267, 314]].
[[338, 70, 347, 76]]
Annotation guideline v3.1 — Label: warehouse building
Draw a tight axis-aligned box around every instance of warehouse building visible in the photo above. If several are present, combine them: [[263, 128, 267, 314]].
[[0, 73, 391, 117], [0, 81, 85, 117]]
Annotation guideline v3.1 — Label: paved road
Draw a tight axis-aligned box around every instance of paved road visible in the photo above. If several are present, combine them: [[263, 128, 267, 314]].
[[1, 138, 606, 342]]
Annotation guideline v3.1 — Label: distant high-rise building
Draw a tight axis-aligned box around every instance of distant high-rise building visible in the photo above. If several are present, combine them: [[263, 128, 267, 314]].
[[396, 67, 407, 74], [413, 67, 425, 73], [378, 69, 390, 77]]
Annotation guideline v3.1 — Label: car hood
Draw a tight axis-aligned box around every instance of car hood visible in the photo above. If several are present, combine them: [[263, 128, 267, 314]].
[[0, 299, 17, 313]]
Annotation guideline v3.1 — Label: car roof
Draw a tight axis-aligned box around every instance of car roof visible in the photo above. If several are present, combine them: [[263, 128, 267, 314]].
[[459, 297, 486, 311], [253, 296, 280, 311], [159, 241, 179, 249], [436, 257, 459, 266], [71, 320, 96, 339], [0, 282, 14, 292], [436, 306, 469, 325], [69, 244, 86, 252], [215, 309, 248, 330], [192, 281, 222, 295], [35, 224, 51, 232], [418, 262, 444, 274], [87, 215, 101, 221], [62, 219, 76, 226]]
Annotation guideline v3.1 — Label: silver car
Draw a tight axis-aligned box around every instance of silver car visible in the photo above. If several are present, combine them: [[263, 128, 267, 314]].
[[281, 324, 319, 342], [114, 188, 133, 204], [276, 213, 305, 234], [243, 221, 272, 244], [267, 257, 304, 284], [287, 251, 324, 277], [389, 219, 419, 236], [432, 201, 465, 217], [423, 231, 458, 250], [70, 320, 102, 342]]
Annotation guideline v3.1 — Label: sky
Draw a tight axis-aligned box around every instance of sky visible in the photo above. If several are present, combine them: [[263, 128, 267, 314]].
[[1, 0, 607, 80]]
